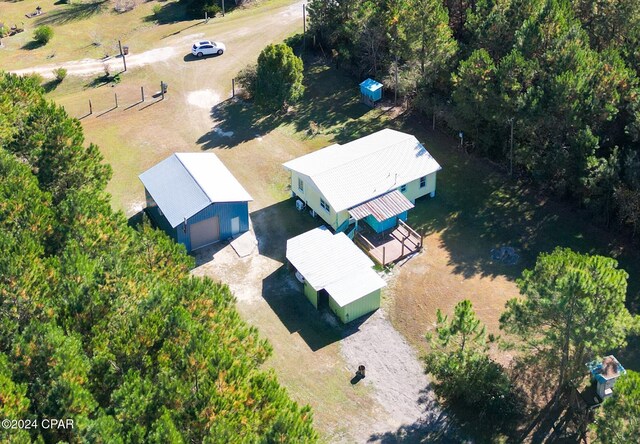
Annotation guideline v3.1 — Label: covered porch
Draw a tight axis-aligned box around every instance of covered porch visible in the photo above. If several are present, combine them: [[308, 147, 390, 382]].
[[348, 190, 423, 266]]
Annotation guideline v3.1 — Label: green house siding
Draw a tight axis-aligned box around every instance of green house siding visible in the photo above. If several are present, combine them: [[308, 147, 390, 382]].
[[290, 171, 437, 231], [304, 281, 318, 308], [328, 289, 382, 323], [399, 172, 437, 203]]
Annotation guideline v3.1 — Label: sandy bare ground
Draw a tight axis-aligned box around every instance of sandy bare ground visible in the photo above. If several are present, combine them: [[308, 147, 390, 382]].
[[11, 46, 178, 79]]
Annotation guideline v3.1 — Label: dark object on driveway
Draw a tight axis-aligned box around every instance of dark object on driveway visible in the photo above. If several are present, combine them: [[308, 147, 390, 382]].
[[350, 365, 366, 385], [123, 45, 129, 55]]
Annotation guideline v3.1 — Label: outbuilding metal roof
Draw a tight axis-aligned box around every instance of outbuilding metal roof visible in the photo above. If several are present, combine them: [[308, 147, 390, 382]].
[[139, 153, 252, 228], [360, 78, 383, 92], [348, 189, 414, 222], [324, 267, 386, 307], [286, 227, 386, 307], [282, 129, 441, 212]]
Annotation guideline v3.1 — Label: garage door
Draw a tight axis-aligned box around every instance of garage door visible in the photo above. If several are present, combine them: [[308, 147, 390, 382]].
[[189, 216, 220, 250]]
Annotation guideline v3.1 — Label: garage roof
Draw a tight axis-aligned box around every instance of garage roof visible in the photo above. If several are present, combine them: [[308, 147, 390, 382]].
[[282, 129, 441, 212], [286, 227, 386, 307], [139, 153, 252, 228]]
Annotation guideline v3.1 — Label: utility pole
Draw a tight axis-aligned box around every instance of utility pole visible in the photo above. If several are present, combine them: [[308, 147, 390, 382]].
[[508, 118, 514, 176], [394, 56, 399, 107], [118, 40, 127, 72], [302, 3, 306, 51]]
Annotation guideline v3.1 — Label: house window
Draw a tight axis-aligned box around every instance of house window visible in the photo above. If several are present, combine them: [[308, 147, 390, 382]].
[[419, 176, 427, 188], [400, 184, 407, 193], [298, 178, 304, 192], [320, 198, 330, 213]]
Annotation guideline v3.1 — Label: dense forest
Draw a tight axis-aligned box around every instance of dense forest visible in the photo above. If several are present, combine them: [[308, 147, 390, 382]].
[[0, 73, 317, 443], [308, 0, 640, 234]]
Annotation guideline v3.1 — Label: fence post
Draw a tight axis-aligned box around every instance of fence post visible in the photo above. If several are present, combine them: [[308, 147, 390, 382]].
[[89, 99, 93, 115], [161, 81, 164, 100], [141, 86, 144, 102], [382, 246, 386, 267], [115, 93, 118, 108], [232, 78, 235, 98]]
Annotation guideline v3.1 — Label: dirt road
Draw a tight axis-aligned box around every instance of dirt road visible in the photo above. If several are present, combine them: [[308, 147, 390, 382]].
[[10, 1, 305, 79], [11, 46, 178, 79]]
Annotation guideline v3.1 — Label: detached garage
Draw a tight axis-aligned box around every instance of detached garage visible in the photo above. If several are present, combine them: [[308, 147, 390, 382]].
[[286, 226, 386, 323], [139, 153, 252, 252]]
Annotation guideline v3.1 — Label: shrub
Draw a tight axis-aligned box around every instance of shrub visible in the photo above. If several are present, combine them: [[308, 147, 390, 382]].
[[203, 4, 221, 15], [235, 64, 257, 98], [53, 68, 67, 82], [253, 43, 304, 110], [28, 73, 45, 85], [152, 4, 162, 16], [0, 26, 7, 38], [33, 26, 54, 45]]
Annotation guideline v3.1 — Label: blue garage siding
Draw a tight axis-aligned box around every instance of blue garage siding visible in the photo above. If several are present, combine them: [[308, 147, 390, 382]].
[[144, 189, 178, 241], [144, 188, 250, 253], [182, 201, 250, 252], [364, 211, 407, 233]]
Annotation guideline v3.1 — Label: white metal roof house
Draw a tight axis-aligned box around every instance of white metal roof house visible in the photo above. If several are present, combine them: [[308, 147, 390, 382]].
[[139, 153, 252, 252], [286, 226, 386, 323], [282, 129, 442, 235]]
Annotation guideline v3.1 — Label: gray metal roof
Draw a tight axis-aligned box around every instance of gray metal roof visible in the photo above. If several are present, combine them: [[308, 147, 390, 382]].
[[283, 129, 442, 212], [348, 189, 414, 222], [139, 153, 252, 228], [286, 227, 386, 307]]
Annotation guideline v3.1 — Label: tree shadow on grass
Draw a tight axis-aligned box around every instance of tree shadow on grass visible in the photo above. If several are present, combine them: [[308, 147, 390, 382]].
[[197, 60, 376, 150], [143, 1, 188, 24], [197, 98, 285, 149], [35, 0, 108, 25], [22, 40, 45, 50], [42, 79, 61, 93]]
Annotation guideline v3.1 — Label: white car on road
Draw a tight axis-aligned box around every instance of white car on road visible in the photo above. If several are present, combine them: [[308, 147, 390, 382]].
[[191, 40, 226, 57]]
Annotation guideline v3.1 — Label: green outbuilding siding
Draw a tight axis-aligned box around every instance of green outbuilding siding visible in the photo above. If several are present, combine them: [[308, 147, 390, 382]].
[[328, 288, 382, 323], [304, 281, 318, 308]]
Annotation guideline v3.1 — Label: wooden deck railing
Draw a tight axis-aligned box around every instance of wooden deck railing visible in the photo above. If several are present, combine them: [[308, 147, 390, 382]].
[[354, 232, 386, 266], [398, 219, 423, 248]]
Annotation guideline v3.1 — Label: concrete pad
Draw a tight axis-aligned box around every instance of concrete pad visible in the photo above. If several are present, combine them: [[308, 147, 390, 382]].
[[230, 230, 257, 258]]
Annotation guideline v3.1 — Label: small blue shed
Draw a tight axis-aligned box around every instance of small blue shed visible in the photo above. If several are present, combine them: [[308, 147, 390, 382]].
[[359, 78, 383, 107], [139, 153, 252, 252]]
